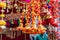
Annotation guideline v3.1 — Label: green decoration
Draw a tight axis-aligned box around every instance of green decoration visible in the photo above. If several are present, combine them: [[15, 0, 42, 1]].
[[48, 0, 50, 2]]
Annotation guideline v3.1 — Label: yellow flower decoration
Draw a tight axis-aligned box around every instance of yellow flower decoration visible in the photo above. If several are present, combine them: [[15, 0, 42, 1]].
[[0, 2, 6, 8]]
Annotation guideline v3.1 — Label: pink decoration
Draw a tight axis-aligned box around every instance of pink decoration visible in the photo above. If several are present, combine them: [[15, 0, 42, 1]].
[[2, 0, 4, 1], [25, 0, 31, 3]]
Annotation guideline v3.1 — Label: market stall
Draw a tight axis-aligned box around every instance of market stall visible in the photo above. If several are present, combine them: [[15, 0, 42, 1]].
[[0, 0, 59, 40]]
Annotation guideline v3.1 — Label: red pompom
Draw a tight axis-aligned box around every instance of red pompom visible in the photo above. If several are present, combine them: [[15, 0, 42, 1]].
[[51, 23, 58, 27]]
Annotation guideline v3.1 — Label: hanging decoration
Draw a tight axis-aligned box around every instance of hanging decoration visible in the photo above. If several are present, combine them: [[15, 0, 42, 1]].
[[0, 2, 7, 40], [16, 0, 47, 34], [0, 0, 59, 39], [0, 2, 6, 29]]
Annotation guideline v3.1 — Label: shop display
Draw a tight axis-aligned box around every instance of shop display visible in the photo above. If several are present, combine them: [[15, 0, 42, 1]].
[[0, 0, 59, 40]]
